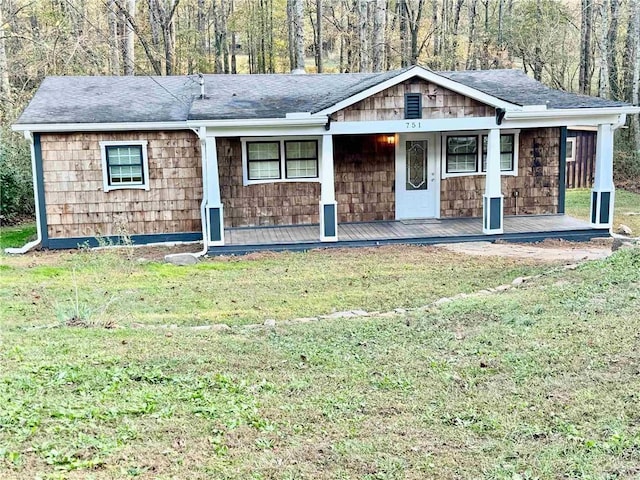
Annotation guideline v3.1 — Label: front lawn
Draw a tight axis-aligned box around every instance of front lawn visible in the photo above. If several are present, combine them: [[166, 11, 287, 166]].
[[1, 244, 640, 478], [0, 222, 36, 249], [566, 188, 640, 235]]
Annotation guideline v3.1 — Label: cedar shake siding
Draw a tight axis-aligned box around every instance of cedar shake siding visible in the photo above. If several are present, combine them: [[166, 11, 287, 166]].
[[335, 78, 494, 122], [440, 128, 560, 218], [41, 131, 202, 239], [217, 138, 320, 228], [334, 135, 395, 223]]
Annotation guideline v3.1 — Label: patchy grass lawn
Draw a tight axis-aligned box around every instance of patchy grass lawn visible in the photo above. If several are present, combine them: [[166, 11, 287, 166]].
[[1, 245, 639, 479], [0, 246, 554, 329], [566, 188, 640, 235], [0, 223, 36, 249]]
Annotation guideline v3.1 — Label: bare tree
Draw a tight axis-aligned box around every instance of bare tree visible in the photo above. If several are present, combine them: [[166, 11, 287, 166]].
[[598, 0, 610, 98], [123, 0, 136, 75], [358, 0, 369, 71], [292, 0, 305, 72], [316, 0, 323, 72], [107, 0, 121, 75], [579, 0, 594, 94], [372, 0, 386, 72], [449, 0, 465, 70], [607, 0, 619, 98], [0, 0, 11, 96], [631, 1, 640, 151]]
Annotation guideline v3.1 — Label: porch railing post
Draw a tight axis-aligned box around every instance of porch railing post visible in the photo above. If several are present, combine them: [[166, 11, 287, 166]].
[[205, 136, 225, 246], [320, 134, 338, 242], [590, 123, 615, 229], [483, 128, 504, 234]]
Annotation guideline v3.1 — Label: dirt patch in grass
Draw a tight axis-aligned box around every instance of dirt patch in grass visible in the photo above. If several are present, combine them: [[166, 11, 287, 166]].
[[438, 239, 612, 263]]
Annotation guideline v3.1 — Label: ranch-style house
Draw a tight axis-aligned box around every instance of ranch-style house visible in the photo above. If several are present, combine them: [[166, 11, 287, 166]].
[[11, 66, 640, 254]]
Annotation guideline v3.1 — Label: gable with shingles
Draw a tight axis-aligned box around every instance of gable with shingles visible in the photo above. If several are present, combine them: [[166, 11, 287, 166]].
[[334, 78, 495, 122]]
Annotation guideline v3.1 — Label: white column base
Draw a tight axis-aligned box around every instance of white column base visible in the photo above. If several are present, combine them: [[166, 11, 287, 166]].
[[320, 201, 338, 242], [205, 204, 225, 247], [482, 194, 504, 235], [589, 188, 615, 229]]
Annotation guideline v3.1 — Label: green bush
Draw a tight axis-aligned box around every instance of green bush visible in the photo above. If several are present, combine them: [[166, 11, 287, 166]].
[[0, 130, 34, 225]]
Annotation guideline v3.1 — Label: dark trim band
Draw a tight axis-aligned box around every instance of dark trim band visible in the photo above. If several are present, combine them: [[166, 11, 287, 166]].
[[46, 232, 203, 250]]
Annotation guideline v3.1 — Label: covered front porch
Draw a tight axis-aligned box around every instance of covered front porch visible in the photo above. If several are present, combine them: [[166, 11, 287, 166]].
[[209, 214, 608, 255]]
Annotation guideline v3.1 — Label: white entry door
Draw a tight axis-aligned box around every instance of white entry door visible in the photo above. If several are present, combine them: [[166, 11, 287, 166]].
[[395, 133, 438, 219]]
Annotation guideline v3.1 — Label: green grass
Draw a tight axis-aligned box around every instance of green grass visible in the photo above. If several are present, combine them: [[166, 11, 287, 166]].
[[1, 246, 640, 478], [0, 223, 37, 249], [0, 246, 553, 329], [566, 188, 640, 235]]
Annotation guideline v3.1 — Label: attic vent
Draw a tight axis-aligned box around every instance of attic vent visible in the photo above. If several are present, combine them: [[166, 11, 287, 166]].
[[405, 93, 422, 119]]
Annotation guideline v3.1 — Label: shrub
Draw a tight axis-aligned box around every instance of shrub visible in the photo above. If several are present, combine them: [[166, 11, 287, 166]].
[[0, 130, 33, 225]]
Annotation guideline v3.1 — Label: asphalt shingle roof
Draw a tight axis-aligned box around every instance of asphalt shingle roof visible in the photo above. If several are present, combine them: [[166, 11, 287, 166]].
[[15, 68, 630, 125]]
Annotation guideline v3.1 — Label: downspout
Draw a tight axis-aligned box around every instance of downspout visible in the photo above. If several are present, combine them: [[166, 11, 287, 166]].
[[4, 131, 42, 254], [195, 126, 209, 257]]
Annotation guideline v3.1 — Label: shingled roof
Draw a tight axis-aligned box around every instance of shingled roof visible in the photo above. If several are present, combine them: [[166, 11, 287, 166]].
[[15, 67, 629, 125]]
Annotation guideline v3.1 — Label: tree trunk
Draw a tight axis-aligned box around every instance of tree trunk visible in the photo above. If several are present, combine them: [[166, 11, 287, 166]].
[[372, 0, 385, 72], [124, 0, 136, 75], [293, 0, 305, 72], [598, 0, 610, 98], [450, 0, 464, 70], [230, 0, 236, 73], [316, 0, 323, 72], [399, 0, 409, 67], [532, 0, 543, 81], [287, 0, 294, 70], [0, 0, 12, 97], [431, 0, 439, 61], [579, 0, 593, 94], [107, 0, 121, 74], [358, 0, 368, 71], [607, 0, 619, 98], [465, 0, 478, 70]]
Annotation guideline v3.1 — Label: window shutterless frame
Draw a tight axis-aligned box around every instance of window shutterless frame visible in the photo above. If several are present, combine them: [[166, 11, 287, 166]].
[[241, 137, 322, 186], [441, 130, 519, 178], [246, 141, 282, 181], [284, 140, 319, 179], [99, 140, 150, 192]]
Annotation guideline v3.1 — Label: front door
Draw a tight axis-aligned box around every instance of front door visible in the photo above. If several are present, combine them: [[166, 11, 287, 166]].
[[395, 133, 438, 219]]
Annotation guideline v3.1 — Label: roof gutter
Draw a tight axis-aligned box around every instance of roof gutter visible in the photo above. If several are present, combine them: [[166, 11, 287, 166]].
[[504, 106, 640, 120], [12, 121, 190, 133], [186, 116, 328, 129], [4, 131, 42, 254]]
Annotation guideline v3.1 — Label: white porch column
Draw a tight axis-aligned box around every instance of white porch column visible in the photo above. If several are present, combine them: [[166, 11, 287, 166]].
[[319, 134, 338, 242], [590, 123, 615, 229], [483, 128, 504, 234], [205, 135, 225, 246]]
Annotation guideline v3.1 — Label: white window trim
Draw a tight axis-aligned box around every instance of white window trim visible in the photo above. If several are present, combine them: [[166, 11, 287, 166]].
[[100, 140, 150, 192], [241, 136, 322, 186], [441, 130, 520, 179], [566, 136, 577, 162]]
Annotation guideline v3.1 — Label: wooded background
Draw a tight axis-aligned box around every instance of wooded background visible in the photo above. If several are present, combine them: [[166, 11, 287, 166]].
[[0, 0, 639, 222]]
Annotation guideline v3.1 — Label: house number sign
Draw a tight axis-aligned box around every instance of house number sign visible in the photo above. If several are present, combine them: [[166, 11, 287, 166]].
[[405, 121, 422, 129]]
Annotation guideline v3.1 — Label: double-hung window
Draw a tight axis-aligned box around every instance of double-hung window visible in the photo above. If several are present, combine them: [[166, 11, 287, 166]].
[[444, 131, 518, 177], [100, 140, 150, 192], [481, 133, 515, 172], [243, 138, 320, 184]]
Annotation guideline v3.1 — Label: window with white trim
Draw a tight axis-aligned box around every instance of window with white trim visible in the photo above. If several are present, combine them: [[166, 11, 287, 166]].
[[443, 131, 518, 177], [566, 137, 576, 162], [481, 134, 515, 172], [100, 140, 150, 192], [242, 137, 320, 185]]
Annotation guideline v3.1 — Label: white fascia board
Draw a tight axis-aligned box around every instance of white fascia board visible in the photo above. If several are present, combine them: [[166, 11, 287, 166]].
[[12, 121, 189, 132], [188, 117, 327, 128], [502, 114, 624, 129], [315, 65, 521, 117], [328, 117, 498, 135], [504, 106, 640, 120]]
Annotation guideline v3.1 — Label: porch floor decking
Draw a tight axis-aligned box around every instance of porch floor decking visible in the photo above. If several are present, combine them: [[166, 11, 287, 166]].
[[222, 215, 607, 251]]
